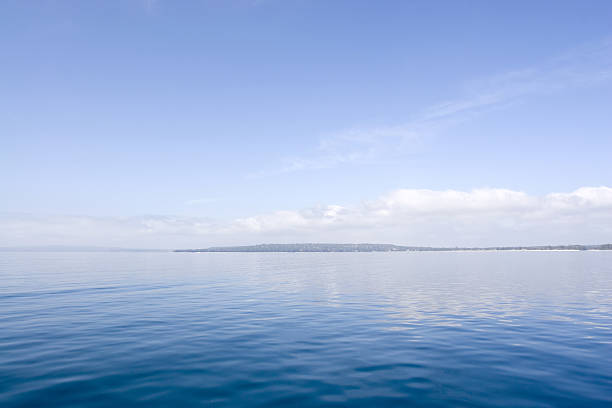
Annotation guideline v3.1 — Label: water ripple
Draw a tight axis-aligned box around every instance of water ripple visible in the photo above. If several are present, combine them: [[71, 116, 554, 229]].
[[1, 251, 611, 407]]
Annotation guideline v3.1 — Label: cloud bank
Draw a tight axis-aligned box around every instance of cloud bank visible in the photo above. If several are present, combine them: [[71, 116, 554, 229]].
[[2, 187, 612, 249]]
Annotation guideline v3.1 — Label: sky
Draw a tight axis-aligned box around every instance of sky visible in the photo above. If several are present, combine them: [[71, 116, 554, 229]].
[[1, 0, 612, 248]]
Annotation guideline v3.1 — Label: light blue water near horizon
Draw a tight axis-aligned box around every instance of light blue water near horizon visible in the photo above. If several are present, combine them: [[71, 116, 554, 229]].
[[1, 251, 611, 407]]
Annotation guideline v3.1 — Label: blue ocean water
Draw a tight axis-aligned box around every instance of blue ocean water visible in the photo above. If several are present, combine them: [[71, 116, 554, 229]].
[[1, 251, 611, 407]]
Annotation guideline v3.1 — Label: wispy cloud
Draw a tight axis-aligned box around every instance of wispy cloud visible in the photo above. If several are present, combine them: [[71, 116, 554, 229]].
[[140, 0, 275, 14], [141, 0, 159, 14], [3, 186, 612, 248], [253, 37, 612, 177]]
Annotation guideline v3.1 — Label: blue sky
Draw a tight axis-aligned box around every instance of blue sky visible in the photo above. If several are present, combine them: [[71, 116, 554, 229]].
[[1, 1, 612, 247]]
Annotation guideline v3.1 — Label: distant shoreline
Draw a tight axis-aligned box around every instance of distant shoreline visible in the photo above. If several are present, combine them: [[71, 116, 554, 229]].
[[2, 243, 611, 253], [175, 243, 612, 253]]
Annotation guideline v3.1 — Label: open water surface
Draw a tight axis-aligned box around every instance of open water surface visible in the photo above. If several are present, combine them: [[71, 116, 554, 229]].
[[1, 251, 611, 407]]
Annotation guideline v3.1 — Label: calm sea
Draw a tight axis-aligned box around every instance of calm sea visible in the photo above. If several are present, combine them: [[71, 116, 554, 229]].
[[1, 251, 611, 407]]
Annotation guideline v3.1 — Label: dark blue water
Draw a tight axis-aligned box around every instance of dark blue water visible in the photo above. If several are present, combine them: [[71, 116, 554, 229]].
[[1, 251, 611, 407]]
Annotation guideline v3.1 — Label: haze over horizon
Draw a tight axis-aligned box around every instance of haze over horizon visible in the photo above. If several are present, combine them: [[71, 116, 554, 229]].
[[2, 1, 612, 248]]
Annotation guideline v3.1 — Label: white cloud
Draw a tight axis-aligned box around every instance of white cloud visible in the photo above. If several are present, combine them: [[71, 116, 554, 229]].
[[2, 187, 611, 248]]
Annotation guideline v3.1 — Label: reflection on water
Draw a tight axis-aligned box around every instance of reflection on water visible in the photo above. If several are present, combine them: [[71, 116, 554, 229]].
[[1, 251, 611, 406]]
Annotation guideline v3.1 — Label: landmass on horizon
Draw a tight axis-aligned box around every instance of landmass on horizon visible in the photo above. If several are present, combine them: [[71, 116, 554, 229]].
[[175, 243, 612, 252], [3, 243, 612, 253]]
